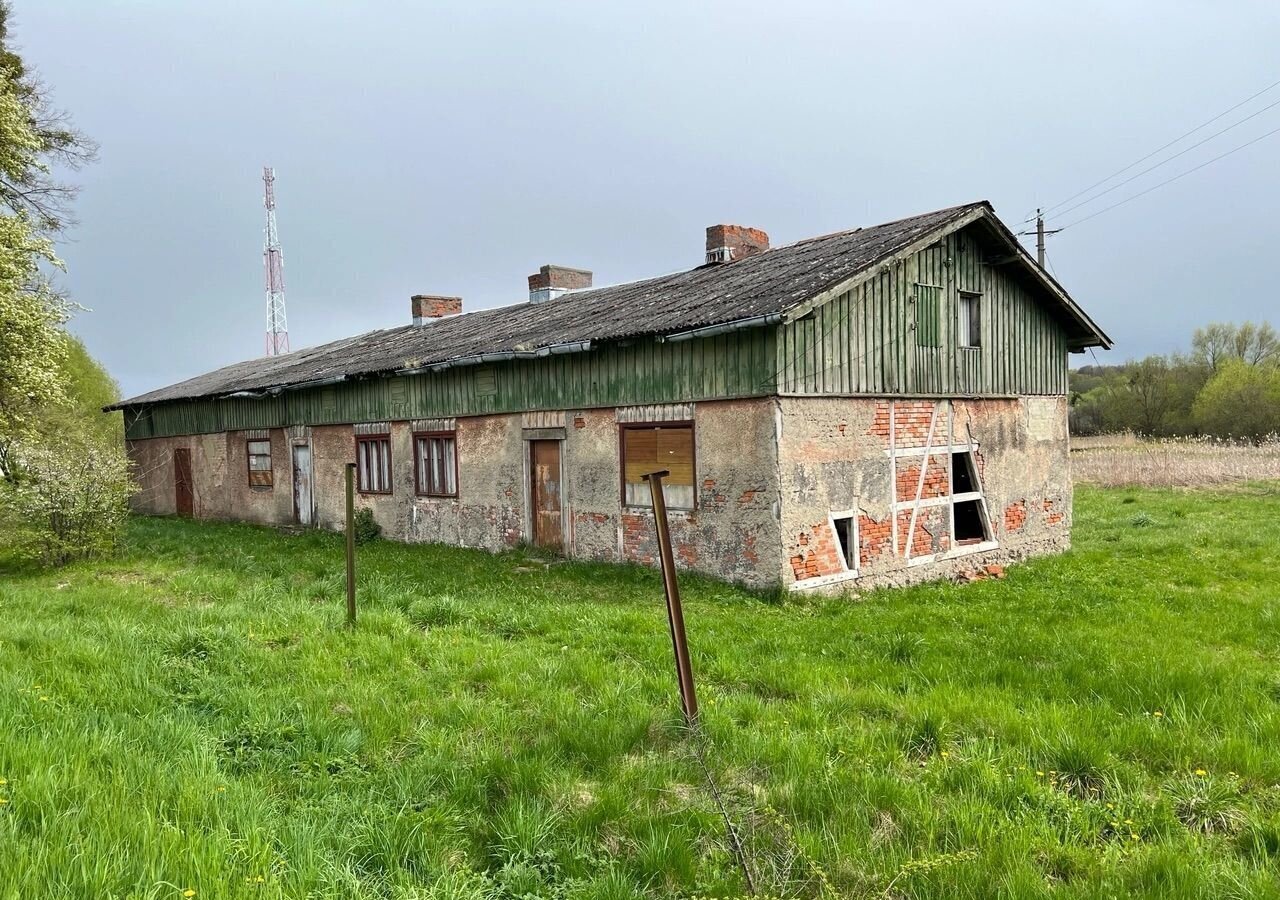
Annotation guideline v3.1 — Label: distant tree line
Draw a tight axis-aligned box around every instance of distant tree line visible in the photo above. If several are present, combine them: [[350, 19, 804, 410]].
[[1070, 321, 1280, 439]]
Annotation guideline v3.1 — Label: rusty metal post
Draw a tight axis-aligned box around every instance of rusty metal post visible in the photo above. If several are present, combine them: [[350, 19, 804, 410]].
[[643, 469, 699, 726], [344, 462, 356, 627]]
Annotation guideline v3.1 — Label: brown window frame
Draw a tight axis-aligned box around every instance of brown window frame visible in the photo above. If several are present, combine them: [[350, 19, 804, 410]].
[[246, 437, 273, 489], [355, 433, 393, 495], [414, 430, 459, 498], [618, 421, 697, 511]]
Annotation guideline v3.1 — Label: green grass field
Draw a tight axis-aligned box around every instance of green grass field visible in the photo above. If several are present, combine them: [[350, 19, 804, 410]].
[[2, 485, 1279, 899]]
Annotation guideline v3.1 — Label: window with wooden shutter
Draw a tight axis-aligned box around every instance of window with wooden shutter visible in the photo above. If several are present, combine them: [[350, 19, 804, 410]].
[[915, 284, 941, 348], [356, 435, 393, 494], [247, 439, 273, 488], [620, 423, 695, 509]]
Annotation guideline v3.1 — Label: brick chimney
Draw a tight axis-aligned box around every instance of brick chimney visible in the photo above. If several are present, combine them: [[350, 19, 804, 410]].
[[705, 224, 769, 264], [412, 294, 462, 326], [528, 264, 592, 303]]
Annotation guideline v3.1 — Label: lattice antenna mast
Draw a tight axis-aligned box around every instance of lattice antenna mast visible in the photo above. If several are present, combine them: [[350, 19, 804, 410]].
[[262, 166, 290, 356]]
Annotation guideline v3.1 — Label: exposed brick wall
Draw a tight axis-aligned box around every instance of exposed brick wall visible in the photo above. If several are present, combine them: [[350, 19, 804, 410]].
[[869, 399, 941, 448], [1004, 499, 1027, 532], [789, 521, 845, 581], [859, 513, 892, 565], [895, 456, 950, 502], [1042, 497, 1065, 526]]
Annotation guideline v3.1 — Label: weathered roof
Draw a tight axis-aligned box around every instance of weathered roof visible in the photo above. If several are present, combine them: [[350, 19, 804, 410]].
[[112, 201, 1109, 408]]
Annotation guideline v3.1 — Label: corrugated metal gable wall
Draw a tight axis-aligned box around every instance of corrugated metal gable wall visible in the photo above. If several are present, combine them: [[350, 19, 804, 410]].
[[776, 227, 1068, 397]]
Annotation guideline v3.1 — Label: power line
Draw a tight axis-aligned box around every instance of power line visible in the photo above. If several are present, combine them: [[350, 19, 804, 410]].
[[1031, 75, 1280, 221], [1046, 94, 1280, 222], [1058, 120, 1280, 231]]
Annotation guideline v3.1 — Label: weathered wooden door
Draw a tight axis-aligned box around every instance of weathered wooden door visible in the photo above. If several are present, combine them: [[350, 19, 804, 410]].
[[529, 440, 562, 550], [292, 444, 313, 526], [173, 447, 193, 517]]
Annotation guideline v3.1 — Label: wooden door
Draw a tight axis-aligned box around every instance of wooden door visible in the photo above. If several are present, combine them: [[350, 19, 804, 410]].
[[292, 444, 313, 526], [529, 440, 562, 550], [173, 447, 193, 517]]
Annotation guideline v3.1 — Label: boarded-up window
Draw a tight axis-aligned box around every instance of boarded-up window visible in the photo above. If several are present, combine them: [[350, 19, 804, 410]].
[[915, 284, 941, 347], [356, 435, 392, 494], [415, 432, 457, 497], [621, 423, 694, 509], [958, 292, 981, 348], [247, 439, 273, 487]]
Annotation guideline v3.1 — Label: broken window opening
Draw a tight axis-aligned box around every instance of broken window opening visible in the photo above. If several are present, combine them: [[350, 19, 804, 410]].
[[832, 514, 857, 571], [950, 451, 991, 544]]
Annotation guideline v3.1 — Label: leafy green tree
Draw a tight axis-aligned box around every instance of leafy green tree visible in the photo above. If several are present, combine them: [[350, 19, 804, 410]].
[[1193, 360, 1280, 439]]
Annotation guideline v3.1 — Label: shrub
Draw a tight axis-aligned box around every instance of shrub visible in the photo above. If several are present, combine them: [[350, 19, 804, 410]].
[[5, 428, 135, 565], [352, 506, 381, 544]]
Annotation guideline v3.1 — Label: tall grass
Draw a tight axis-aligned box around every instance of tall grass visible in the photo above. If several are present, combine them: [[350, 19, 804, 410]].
[[1, 486, 1279, 897], [1073, 435, 1280, 487]]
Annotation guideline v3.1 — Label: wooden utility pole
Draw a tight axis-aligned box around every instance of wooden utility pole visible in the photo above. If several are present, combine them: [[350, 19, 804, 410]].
[[1035, 208, 1062, 271], [1036, 209, 1046, 268], [643, 470, 699, 726], [344, 462, 357, 627]]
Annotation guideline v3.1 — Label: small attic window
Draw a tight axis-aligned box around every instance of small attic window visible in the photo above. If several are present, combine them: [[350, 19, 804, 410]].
[[958, 292, 981, 348]]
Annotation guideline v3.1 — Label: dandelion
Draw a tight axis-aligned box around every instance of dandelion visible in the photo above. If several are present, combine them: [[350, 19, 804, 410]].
[[1194, 768, 1207, 776], [39, 696, 48, 702], [0, 799, 8, 805], [1105, 802, 1115, 810], [1036, 771, 1045, 777], [0, 779, 7, 786], [216, 786, 226, 793], [1124, 818, 1133, 825], [184, 891, 196, 898], [941, 751, 950, 758], [1153, 710, 1163, 718]]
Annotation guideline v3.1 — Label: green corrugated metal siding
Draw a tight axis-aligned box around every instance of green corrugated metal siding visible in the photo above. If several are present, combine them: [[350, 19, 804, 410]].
[[777, 226, 1068, 397], [125, 328, 778, 439]]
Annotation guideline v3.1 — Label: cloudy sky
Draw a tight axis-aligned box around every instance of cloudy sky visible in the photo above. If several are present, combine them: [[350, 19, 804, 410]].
[[18, 1, 1280, 397]]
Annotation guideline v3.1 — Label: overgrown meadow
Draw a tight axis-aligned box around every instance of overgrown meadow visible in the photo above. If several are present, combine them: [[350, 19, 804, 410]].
[[1, 485, 1279, 898]]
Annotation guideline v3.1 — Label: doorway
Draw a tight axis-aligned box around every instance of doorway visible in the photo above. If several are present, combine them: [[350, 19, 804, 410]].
[[529, 439, 563, 550], [173, 447, 193, 517], [292, 443, 313, 526]]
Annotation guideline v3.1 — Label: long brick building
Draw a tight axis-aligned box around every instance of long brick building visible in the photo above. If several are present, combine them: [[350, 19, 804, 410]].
[[109, 201, 1109, 591]]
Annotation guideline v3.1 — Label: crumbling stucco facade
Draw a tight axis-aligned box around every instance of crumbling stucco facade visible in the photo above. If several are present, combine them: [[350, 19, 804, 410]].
[[127, 393, 1071, 593]]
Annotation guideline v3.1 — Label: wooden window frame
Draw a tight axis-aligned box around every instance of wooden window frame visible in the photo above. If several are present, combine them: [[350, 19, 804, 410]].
[[414, 430, 459, 498], [958, 291, 982, 349], [618, 420, 697, 511], [246, 437, 273, 489], [354, 433, 393, 495]]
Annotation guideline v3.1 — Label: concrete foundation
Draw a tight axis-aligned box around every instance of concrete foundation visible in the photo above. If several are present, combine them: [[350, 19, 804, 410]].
[[127, 395, 1072, 592]]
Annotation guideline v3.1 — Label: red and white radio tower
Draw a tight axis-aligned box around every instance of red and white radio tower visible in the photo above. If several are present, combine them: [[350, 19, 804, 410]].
[[262, 166, 290, 356]]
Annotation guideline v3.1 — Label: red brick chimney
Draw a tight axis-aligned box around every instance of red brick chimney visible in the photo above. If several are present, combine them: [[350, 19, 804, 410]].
[[705, 224, 769, 264], [412, 294, 462, 326], [528, 264, 592, 303]]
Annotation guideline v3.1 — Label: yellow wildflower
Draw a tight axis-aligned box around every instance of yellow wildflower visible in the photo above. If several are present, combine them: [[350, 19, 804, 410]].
[[1153, 710, 1163, 718], [0, 799, 8, 805], [184, 891, 196, 898], [1194, 768, 1207, 776]]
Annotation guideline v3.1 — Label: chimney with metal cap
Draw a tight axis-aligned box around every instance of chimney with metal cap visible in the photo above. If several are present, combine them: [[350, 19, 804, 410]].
[[412, 294, 462, 326], [528, 264, 592, 303], [705, 224, 769, 264]]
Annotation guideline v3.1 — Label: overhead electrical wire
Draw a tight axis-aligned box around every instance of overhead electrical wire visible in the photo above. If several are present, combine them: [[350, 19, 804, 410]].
[[1030, 75, 1280, 221], [1057, 121, 1280, 231], [1045, 94, 1280, 222]]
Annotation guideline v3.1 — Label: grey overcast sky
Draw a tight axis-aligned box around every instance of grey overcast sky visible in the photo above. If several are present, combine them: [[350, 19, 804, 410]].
[[16, 1, 1280, 397]]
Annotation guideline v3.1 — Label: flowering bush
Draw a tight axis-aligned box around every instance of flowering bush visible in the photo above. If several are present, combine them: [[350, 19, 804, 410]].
[[5, 428, 135, 565]]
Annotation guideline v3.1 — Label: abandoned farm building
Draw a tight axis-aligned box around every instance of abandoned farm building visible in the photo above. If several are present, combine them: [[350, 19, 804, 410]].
[[111, 201, 1110, 591]]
